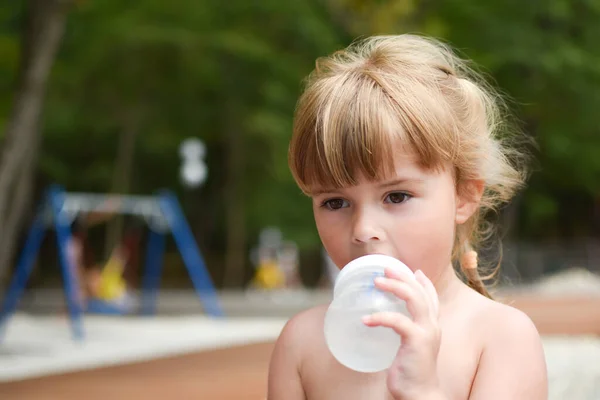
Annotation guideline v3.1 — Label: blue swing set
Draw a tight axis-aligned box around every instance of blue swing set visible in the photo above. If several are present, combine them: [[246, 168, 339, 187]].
[[0, 185, 223, 341]]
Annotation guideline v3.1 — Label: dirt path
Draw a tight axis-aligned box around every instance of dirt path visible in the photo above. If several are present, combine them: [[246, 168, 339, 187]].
[[0, 342, 275, 400], [500, 295, 600, 335]]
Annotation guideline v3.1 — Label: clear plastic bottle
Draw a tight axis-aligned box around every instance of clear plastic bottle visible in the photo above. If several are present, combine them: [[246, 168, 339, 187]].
[[324, 254, 414, 373]]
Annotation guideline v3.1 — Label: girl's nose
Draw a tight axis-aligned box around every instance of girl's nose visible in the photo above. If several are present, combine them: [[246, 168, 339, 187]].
[[351, 208, 383, 244]]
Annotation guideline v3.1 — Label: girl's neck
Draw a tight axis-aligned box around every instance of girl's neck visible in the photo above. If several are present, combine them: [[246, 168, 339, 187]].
[[433, 263, 465, 307]]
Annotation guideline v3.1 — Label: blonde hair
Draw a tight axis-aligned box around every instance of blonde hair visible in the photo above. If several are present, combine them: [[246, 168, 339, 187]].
[[288, 34, 529, 298]]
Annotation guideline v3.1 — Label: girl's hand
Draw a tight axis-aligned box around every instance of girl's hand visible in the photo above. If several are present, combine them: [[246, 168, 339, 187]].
[[362, 268, 443, 400]]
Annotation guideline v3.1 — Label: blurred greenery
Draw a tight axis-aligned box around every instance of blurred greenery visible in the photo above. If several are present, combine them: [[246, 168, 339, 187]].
[[1, 0, 600, 287]]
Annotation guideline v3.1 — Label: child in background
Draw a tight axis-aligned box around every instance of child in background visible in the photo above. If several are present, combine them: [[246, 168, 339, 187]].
[[268, 34, 547, 399]]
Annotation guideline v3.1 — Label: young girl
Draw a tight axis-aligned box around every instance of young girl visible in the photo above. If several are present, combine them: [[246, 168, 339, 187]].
[[268, 35, 548, 399]]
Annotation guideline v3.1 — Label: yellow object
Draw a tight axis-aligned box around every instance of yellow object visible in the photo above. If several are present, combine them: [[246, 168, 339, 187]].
[[253, 261, 285, 289], [96, 253, 127, 301]]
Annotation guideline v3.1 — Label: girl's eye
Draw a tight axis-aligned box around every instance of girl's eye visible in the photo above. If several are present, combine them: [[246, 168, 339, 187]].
[[322, 198, 349, 210], [385, 192, 411, 204]]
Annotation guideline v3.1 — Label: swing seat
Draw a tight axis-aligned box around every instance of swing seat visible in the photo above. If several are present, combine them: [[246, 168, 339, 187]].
[[82, 250, 134, 315]]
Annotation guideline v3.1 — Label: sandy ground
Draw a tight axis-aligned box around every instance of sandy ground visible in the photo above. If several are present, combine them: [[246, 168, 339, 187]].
[[0, 335, 599, 400], [0, 294, 599, 400]]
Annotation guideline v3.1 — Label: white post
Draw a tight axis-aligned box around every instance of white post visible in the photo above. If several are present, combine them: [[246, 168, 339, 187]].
[[179, 138, 208, 189]]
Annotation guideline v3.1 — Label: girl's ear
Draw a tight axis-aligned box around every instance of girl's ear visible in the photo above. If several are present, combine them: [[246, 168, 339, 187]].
[[455, 179, 484, 225]]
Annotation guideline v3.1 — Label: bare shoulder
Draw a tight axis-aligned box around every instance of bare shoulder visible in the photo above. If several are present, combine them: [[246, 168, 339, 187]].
[[268, 305, 328, 400], [474, 292, 544, 346], [276, 304, 328, 351], [464, 291, 548, 399], [286, 304, 329, 329], [461, 289, 545, 352]]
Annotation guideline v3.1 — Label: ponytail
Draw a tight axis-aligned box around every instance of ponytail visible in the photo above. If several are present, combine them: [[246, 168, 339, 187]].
[[460, 245, 493, 299]]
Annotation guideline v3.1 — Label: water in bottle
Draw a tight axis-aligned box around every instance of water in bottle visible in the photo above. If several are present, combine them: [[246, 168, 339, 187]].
[[324, 254, 414, 373]]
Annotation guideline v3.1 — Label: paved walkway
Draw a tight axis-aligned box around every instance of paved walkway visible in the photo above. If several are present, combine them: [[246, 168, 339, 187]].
[[0, 313, 286, 382]]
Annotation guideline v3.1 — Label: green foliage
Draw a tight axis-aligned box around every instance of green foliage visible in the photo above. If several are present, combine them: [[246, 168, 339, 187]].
[[38, 0, 346, 257], [2, 0, 600, 282], [0, 3, 21, 137], [418, 0, 600, 232]]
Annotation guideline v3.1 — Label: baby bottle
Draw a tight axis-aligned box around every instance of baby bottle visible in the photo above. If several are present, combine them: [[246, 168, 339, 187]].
[[323, 254, 414, 373]]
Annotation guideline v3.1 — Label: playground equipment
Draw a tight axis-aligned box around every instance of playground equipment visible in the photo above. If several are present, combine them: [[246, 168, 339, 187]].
[[0, 185, 223, 341], [249, 227, 303, 290]]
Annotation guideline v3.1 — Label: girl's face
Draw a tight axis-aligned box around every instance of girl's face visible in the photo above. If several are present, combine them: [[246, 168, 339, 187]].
[[311, 150, 480, 287]]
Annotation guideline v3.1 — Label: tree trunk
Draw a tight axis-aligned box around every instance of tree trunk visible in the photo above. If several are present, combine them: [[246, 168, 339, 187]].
[[0, 122, 41, 283], [0, 0, 70, 281]]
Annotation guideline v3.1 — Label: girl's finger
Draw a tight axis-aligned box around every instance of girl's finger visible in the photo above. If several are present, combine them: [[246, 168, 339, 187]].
[[374, 277, 428, 324], [383, 265, 415, 282], [362, 311, 417, 339], [384, 266, 431, 312]]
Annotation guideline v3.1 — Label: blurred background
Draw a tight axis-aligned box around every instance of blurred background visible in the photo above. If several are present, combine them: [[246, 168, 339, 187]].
[[0, 1, 599, 399], [1, 0, 600, 290]]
